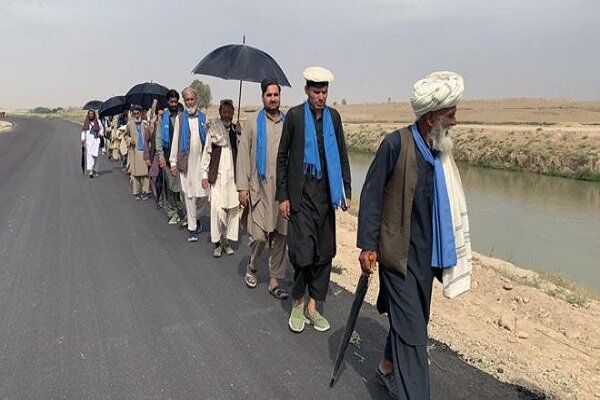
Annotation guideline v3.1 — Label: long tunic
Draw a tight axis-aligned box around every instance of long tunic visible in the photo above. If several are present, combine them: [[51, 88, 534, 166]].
[[81, 123, 103, 158], [124, 120, 149, 177], [169, 114, 209, 198], [358, 132, 438, 399], [200, 118, 238, 210], [277, 104, 351, 267], [236, 112, 287, 235]]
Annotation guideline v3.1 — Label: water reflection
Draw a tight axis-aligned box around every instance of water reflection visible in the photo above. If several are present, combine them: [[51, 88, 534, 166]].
[[349, 153, 600, 290]]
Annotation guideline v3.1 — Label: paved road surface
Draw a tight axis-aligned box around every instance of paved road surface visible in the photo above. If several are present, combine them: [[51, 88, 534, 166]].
[[0, 117, 546, 399]]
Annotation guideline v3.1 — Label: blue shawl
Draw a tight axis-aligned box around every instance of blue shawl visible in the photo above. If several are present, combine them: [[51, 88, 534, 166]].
[[410, 124, 457, 268], [303, 102, 345, 208], [161, 108, 171, 149], [180, 110, 206, 156], [135, 122, 144, 151], [256, 109, 285, 181]]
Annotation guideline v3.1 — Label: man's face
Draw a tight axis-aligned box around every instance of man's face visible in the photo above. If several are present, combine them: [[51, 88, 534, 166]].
[[87, 110, 95, 120], [431, 107, 457, 153], [184, 94, 197, 109], [262, 84, 280, 112], [305, 85, 328, 110], [219, 104, 234, 125], [168, 97, 179, 113], [132, 110, 141, 122]]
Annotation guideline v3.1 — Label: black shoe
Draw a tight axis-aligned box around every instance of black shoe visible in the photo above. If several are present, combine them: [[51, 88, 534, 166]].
[[187, 230, 198, 242], [375, 369, 399, 399]]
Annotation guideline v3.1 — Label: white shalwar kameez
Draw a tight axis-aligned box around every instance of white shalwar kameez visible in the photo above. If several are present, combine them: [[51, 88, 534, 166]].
[[170, 114, 209, 232], [81, 123, 104, 173], [201, 120, 240, 244]]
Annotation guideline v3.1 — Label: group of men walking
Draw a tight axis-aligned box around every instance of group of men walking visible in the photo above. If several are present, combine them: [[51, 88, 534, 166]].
[[80, 68, 471, 400]]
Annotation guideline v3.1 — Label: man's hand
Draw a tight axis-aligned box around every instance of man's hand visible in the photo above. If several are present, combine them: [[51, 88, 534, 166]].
[[202, 179, 209, 190], [359, 250, 378, 275], [145, 159, 151, 167], [159, 159, 166, 169], [279, 200, 290, 220], [170, 166, 178, 177], [239, 190, 250, 208]]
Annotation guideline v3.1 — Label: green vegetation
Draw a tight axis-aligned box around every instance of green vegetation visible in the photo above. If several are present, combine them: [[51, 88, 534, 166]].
[[189, 80, 212, 110]]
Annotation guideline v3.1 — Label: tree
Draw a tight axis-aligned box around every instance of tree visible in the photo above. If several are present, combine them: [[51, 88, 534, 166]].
[[189, 80, 212, 109]]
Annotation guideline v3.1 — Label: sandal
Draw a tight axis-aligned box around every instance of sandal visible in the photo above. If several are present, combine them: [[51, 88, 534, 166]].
[[268, 286, 289, 300], [245, 267, 258, 288]]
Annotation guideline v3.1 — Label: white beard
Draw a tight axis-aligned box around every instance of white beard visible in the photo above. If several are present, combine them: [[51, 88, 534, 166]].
[[431, 120, 454, 154], [185, 105, 198, 115], [134, 117, 142, 124]]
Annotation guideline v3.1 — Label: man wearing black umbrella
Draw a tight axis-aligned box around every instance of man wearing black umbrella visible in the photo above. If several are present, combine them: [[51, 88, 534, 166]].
[[276, 67, 352, 333]]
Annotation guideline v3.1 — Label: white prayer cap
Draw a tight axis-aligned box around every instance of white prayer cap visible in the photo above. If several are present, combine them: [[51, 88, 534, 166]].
[[410, 71, 464, 119], [303, 66, 334, 84]]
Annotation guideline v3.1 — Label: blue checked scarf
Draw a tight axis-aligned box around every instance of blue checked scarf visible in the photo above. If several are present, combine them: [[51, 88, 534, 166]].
[[180, 110, 206, 156], [256, 109, 285, 181], [303, 102, 345, 208], [410, 124, 457, 268]]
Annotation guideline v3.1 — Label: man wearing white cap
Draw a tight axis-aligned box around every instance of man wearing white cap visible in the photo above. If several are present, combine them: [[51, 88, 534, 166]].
[[357, 71, 469, 399], [276, 66, 352, 333]]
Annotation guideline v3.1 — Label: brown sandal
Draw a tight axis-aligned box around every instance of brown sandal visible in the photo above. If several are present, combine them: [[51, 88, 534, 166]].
[[268, 286, 289, 300]]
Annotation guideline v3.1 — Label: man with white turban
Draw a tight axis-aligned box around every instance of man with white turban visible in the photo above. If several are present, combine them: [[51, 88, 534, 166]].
[[357, 71, 471, 399]]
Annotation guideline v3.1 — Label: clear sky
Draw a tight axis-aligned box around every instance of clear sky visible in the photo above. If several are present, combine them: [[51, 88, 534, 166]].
[[0, 0, 598, 109]]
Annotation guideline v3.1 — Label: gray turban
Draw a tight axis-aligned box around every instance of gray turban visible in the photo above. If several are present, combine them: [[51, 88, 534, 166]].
[[410, 71, 464, 119]]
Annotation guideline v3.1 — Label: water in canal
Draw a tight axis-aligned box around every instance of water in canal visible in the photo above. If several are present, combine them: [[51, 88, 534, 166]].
[[348, 152, 600, 291]]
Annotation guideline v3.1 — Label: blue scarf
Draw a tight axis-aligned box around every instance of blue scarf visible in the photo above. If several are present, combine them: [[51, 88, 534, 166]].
[[410, 124, 457, 268], [135, 122, 144, 151], [180, 110, 206, 156], [256, 109, 285, 181], [161, 108, 171, 149], [303, 102, 345, 208]]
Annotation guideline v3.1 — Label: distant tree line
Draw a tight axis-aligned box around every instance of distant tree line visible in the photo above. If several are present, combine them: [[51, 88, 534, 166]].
[[30, 107, 63, 114]]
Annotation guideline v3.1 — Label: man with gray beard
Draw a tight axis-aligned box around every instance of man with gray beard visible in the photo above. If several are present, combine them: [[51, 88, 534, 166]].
[[357, 72, 466, 399]]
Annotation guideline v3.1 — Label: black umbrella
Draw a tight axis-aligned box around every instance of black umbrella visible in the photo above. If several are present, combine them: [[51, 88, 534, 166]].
[[99, 96, 129, 118], [192, 43, 291, 86], [82, 100, 103, 110], [125, 82, 168, 110], [330, 273, 371, 388], [192, 37, 291, 121], [81, 145, 86, 175]]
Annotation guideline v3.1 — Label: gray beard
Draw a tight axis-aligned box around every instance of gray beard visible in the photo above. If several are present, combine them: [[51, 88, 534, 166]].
[[185, 105, 198, 115], [134, 117, 141, 124], [431, 121, 454, 153]]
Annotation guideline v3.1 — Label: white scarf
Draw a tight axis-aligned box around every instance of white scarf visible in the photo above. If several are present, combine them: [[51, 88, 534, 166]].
[[441, 152, 472, 299]]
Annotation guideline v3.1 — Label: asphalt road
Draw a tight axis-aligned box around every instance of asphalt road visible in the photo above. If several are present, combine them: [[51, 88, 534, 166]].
[[0, 117, 546, 399]]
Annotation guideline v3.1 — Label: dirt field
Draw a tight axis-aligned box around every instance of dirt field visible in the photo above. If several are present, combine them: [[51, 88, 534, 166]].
[[332, 212, 600, 400], [338, 99, 600, 180]]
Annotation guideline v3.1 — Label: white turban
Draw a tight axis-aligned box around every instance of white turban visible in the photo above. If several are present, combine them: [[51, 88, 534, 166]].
[[410, 71, 464, 119]]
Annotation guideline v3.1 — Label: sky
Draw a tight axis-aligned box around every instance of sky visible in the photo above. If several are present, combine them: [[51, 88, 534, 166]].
[[0, 0, 599, 109]]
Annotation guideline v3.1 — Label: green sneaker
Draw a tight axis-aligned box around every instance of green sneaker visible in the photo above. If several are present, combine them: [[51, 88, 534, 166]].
[[305, 310, 331, 332], [288, 305, 308, 333]]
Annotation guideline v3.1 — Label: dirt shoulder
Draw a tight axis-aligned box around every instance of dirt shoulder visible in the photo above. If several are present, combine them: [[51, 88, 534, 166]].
[[332, 212, 600, 400], [338, 99, 600, 181]]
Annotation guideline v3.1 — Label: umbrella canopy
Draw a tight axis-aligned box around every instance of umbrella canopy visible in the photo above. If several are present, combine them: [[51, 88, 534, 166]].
[[330, 273, 370, 388], [125, 82, 168, 110], [191, 44, 291, 87], [98, 96, 129, 118], [82, 100, 103, 111]]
